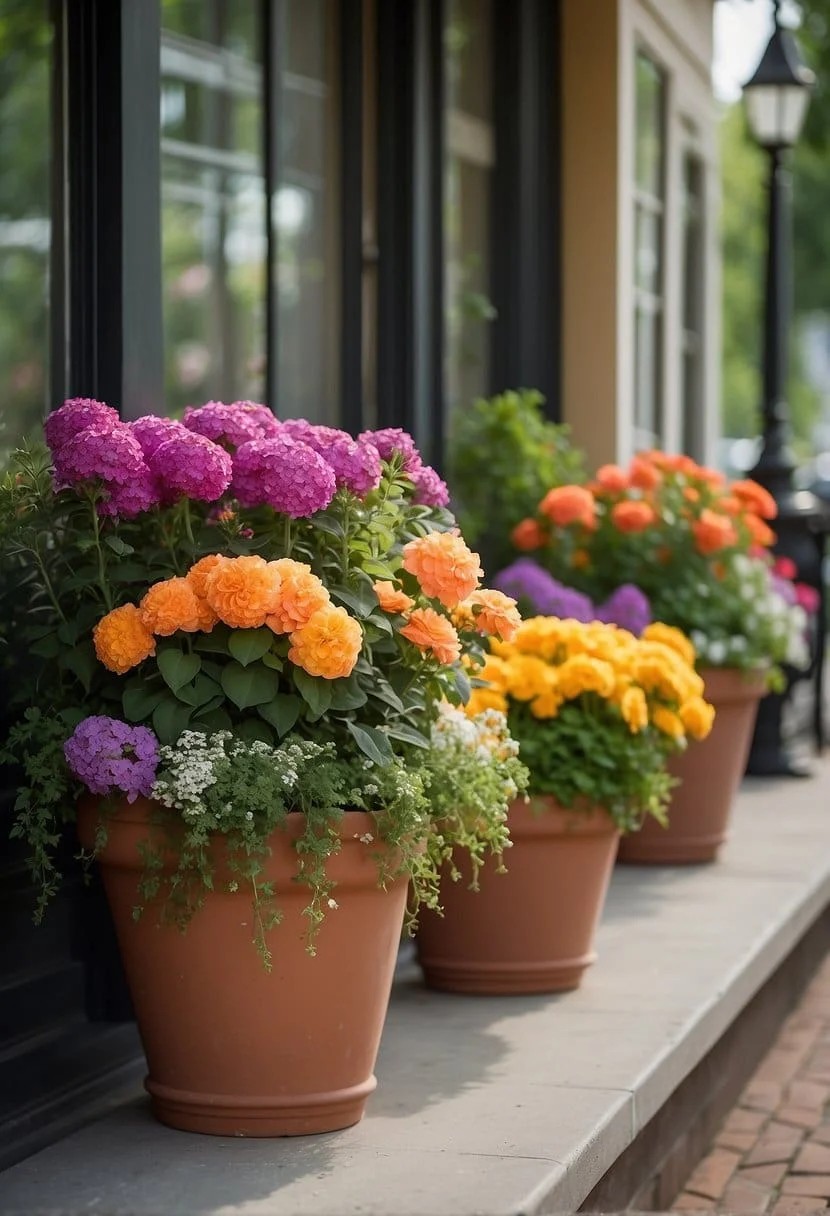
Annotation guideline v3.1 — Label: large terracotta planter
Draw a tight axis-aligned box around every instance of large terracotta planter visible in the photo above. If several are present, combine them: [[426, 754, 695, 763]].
[[617, 667, 767, 866], [77, 799, 408, 1137], [416, 798, 619, 995]]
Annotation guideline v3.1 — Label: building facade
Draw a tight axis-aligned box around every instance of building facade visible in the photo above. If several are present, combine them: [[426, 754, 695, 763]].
[[0, 0, 719, 1166]]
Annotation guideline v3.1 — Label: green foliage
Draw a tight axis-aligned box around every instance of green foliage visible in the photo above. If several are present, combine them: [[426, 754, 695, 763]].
[[448, 388, 585, 574], [508, 700, 675, 834]]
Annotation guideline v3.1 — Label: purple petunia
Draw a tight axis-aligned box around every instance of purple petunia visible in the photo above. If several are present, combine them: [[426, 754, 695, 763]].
[[232, 435, 337, 517], [410, 464, 450, 508], [493, 559, 595, 622], [64, 716, 159, 803], [358, 427, 423, 474], [183, 400, 280, 449], [44, 398, 120, 456], [595, 584, 652, 635], [148, 429, 233, 502]]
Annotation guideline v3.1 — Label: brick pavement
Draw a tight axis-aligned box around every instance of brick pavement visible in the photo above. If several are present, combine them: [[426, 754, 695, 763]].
[[671, 954, 830, 1216]]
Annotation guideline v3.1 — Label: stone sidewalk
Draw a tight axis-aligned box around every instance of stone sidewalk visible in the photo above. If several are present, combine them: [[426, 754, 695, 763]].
[[672, 955, 830, 1216]]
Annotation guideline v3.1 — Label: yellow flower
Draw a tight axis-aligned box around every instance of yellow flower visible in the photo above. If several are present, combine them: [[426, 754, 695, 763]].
[[466, 686, 508, 717], [620, 686, 649, 733], [503, 654, 552, 702], [642, 622, 696, 668], [652, 706, 686, 739], [530, 690, 562, 720], [680, 696, 716, 741], [557, 655, 616, 700]]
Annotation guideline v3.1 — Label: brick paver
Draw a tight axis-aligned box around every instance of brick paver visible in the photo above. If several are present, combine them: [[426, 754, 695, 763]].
[[672, 956, 830, 1215]]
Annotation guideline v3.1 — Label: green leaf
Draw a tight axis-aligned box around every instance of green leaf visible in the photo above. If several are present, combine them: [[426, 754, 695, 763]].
[[330, 582, 377, 618], [194, 627, 231, 654], [346, 721, 395, 765], [292, 669, 334, 719], [261, 651, 284, 670], [365, 612, 393, 635], [123, 684, 166, 722], [30, 635, 60, 659], [361, 560, 399, 580], [237, 719, 276, 746], [63, 644, 97, 692], [311, 515, 345, 539], [257, 695, 302, 737], [175, 674, 222, 708], [105, 535, 135, 557], [383, 723, 431, 749], [220, 661, 280, 709], [152, 697, 193, 744], [368, 682, 404, 713], [157, 649, 202, 693], [109, 562, 149, 583], [454, 667, 472, 702], [197, 707, 232, 733], [228, 628, 274, 667], [330, 675, 369, 711]]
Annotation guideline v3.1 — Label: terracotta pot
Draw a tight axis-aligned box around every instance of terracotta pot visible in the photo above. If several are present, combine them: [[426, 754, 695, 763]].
[[416, 798, 619, 995], [617, 667, 767, 866], [77, 799, 408, 1137]]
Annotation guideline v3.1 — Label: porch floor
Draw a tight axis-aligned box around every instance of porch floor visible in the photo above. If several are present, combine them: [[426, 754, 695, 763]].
[[1, 759, 829, 1216]]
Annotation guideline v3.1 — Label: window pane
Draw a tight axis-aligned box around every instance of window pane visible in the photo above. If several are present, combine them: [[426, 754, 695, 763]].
[[635, 206, 662, 295], [444, 0, 495, 414], [274, 0, 341, 424], [0, 2, 51, 456], [635, 305, 662, 439], [681, 152, 705, 456], [635, 53, 664, 197], [160, 1, 267, 416]]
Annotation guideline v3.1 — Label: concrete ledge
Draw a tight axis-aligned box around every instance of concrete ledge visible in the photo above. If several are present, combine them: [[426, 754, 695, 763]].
[[2, 761, 830, 1216]]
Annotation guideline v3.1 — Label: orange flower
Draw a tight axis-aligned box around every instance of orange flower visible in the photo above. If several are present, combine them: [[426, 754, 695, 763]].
[[288, 604, 363, 679], [140, 577, 204, 635], [265, 559, 330, 633], [373, 580, 414, 615], [731, 479, 778, 521], [682, 487, 700, 504], [400, 607, 461, 664], [596, 464, 629, 493], [696, 465, 726, 490], [459, 589, 521, 642], [742, 512, 776, 548], [629, 456, 662, 491], [511, 518, 546, 551], [187, 554, 228, 599], [572, 549, 591, 570], [204, 555, 282, 628], [93, 604, 156, 674], [692, 509, 738, 555], [611, 500, 657, 533], [402, 532, 482, 608], [539, 485, 596, 529], [717, 495, 743, 516]]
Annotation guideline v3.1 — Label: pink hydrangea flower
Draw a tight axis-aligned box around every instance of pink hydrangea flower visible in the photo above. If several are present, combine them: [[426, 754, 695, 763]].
[[45, 398, 120, 455], [56, 422, 150, 488], [278, 421, 381, 496], [148, 429, 233, 502], [358, 427, 423, 474], [410, 464, 449, 508], [184, 400, 280, 449], [232, 435, 336, 517], [129, 415, 186, 459]]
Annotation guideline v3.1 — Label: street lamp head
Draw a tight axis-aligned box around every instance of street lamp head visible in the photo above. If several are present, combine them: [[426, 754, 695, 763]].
[[743, 13, 814, 149]]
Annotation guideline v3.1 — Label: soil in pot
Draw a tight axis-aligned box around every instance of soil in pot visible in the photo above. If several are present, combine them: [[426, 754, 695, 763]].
[[617, 667, 767, 865], [77, 799, 408, 1138], [416, 797, 619, 995]]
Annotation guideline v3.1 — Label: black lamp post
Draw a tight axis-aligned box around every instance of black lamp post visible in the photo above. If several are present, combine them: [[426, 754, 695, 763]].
[[742, 2, 829, 777]]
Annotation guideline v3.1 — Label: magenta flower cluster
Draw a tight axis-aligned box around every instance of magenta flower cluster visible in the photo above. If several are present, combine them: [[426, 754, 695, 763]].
[[45, 397, 449, 518], [64, 716, 159, 802]]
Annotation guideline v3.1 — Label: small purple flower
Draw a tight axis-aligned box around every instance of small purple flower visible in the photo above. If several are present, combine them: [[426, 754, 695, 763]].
[[232, 435, 336, 518], [595, 584, 652, 635], [183, 400, 280, 449], [65, 716, 159, 803], [493, 559, 595, 622], [148, 429, 233, 502], [45, 398, 120, 456], [56, 422, 151, 489], [358, 427, 423, 474], [410, 464, 450, 508], [129, 415, 186, 460], [770, 573, 797, 606]]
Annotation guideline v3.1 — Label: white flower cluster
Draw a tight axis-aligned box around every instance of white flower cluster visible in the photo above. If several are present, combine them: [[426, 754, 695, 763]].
[[151, 731, 333, 825], [691, 555, 809, 670], [431, 703, 521, 764]]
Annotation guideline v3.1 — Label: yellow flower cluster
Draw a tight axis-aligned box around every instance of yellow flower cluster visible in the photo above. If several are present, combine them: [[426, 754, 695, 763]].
[[467, 616, 715, 743]]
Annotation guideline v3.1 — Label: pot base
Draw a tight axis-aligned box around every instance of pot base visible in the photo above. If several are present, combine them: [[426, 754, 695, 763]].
[[419, 951, 596, 995], [147, 1075, 376, 1137], [617, 831, 724, 866]]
